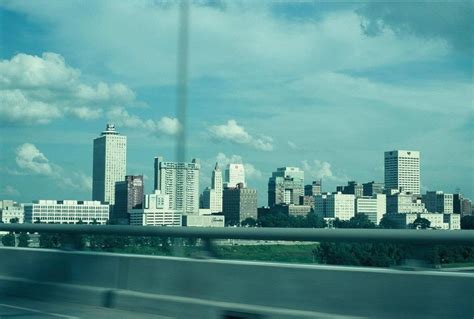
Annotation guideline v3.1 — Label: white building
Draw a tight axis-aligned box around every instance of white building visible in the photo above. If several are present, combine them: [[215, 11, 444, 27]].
[[130, 191, 182, 226], [386, 190, 427, 214], [0, 200, 24, 223], [24, 200, 109, 224], [92, 124, 127, 205], [355, 194, 386, 225], [385, 213, 460, 230], [384, 150, 420, 194], [154, 156, 200, 215], [315, 192, 355, 221], [422, 191, 453, 214], [183, 215, 225, 227], [225, 164, 245, 188], [201, 163, 223, 213]]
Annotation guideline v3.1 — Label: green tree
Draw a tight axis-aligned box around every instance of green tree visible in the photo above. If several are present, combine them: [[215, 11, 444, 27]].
[[306, 212, 327, 228], [241, 217, 257, 227], [18, 232, 30, 247], [379, 215, 399, 229], [1, 232, 16, 247], [461, 216, 474, 229], [9, 217, 19, 223], [347, 214, 376, 229], [412, 217, 431, 229]]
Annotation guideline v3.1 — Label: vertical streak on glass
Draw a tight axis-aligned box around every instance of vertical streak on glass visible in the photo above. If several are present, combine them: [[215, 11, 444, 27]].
[[176, 0, 189, 163]]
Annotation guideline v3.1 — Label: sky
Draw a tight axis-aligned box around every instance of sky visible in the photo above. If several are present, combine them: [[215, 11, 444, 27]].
[[0, 0, 472, 205]]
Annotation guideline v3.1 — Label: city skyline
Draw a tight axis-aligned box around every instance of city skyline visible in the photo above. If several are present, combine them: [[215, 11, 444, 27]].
[[0, 2, 472, 205]]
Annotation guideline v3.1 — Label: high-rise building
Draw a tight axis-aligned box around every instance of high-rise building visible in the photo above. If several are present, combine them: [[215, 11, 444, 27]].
[[305, 180, 321, 196], [92, 124, 127, 205], [130, 190, 181, 226], [154, 156, 200, 215], [113, 175, 144, 223], [384, 150, 420, 194], [314, 192, 355, 221], [268, 167, 304, 207], [355, 194, 386, 225], [225, 164, 245, 188], [422, 191, 453, 214], [362, 181, 385, 196], [223, 184, 257, 225], [24, 200, 109, 224], [201, 163, 223, 213]]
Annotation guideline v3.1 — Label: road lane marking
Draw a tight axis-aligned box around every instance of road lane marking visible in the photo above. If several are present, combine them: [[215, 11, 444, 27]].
[[0, 303, 79, 319]]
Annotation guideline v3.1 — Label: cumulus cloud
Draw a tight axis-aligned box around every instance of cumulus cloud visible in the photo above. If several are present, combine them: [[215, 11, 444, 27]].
[[14, 143, 91, 192], [0, 52, 139, 126], [209, 120, 273, 151], [216, 152, 263, 180], [107, 107, 181, 136], [302, 159, 347, 183]]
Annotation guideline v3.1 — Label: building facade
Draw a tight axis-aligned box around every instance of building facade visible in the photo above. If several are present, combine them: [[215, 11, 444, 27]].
[[223, 184, 257, 225], [0, 200, 24, 223], [355, 194, 386, 225], [384, 213, 460, 230], [337, 181, 364, 198], [224, 164, 245, 188], [384, 150, 420, 194], [154, 156, 200, 215], [24, 200, 109, 224], [268, 167, 304, 207], [130, 191, 181, 226], [305, 181, 321, 196], [362, 181, 385, 196], [386, 190, 427, 214], [113, 175, 144, 223], [314, 192, 355, 221], [422, 191, 453, 214], [201, 163, 223, 213], [183, 215, 225, 227], [92, 124, 127, 205]]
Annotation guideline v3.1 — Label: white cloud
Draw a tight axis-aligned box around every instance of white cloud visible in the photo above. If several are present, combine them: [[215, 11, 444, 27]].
[[107, 107, 180, 136], [302, 159, 347, 183], [14, 143, 91, 192], [216, 152, 263, 180], [0, 52, 140, 125], [16, 143, 54, 175], [0, 185, 21, 197], [209, 120, 273, 151]]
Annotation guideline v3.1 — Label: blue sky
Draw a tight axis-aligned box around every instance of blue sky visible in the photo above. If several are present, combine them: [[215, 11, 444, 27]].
[[0, 0, 472, 205]]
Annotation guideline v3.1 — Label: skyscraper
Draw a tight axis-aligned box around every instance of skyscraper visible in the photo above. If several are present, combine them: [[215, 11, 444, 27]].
[[113, 175, 144, 223], [225, 164, 245, 188], [154, 156, 200, 215], [201, 163, 223, 213], [92, 124, 127, 205], [268, 167, 304, 207], [384, 150, 420, 194]]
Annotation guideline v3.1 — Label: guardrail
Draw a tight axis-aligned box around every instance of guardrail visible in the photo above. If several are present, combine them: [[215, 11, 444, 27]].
[[1, 223, 473, 244]]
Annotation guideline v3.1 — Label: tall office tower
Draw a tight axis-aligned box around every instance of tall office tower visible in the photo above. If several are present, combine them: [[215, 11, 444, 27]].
[[384, 150, 420, 194], [268, 167, 304, 207], [92, 124, 127, 205], [422, 191, 453, 214], [154, 156, 200, 215], [363, 181, 385, 196], [202, 163, 223, 213], [305, 180, 322, 196], [113, 175, 144, 223], [222, 183, 257, 225], [225, 164, 245, 188]]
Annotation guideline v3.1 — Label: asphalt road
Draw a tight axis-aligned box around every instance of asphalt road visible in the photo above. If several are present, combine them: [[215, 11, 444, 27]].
[[0, 296, 169, 319]]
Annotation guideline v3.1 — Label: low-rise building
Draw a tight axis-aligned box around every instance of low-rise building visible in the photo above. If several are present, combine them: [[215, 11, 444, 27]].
[[355, 194, 386, 225], [130, 191, 181, 226], [223, 184, 257, 225], [183, 215, 225, 227], [24, 200, 109, 224], [422, 191, 453, 214], [384, 213, 460, 230], [0, 200, 24, 223], [315, 192, 355, 221], [386, 190, 427, 214]]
